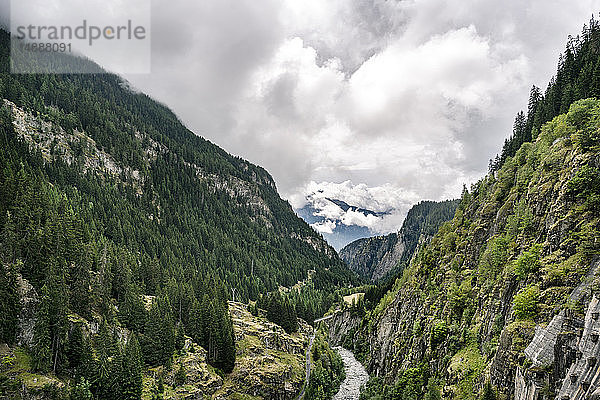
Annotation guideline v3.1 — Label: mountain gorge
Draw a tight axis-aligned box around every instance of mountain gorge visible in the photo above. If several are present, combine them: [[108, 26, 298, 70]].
[[339, 200, 459, 282], [3, 8, 600, 400]]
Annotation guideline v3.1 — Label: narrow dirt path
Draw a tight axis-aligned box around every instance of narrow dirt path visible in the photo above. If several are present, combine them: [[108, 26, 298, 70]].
[[296, 334, 315, 400]]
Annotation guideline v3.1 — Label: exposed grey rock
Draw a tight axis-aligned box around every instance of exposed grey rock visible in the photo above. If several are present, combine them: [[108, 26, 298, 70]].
[[555, 296, 600, 399], [339, 233, 406, 281], [515, 258, 600, 400], [326, 310, 361, 347], [514, 366, 543, 400], [16, 274, 37, 347], [525, 311, 566, 369]]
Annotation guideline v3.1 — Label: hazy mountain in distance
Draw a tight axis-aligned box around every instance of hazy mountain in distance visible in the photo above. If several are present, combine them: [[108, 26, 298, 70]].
[[296, 197, 390, 250], [339, 200, 459, 281]]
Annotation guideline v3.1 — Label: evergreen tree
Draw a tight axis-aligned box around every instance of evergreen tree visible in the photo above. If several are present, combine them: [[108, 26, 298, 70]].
[[203, 301, 236, 373], [262, 292, 298, 333], [158, 296, 176, 364], [119, 283, 147, 333], [69, 378, 93, 400], [65, 324, 84, 372], [96, 318, 117, 359], [187, 298, 202, 345], [121, 334, 143, 400], [32, 285, 52, 372], [282, 297, 298, 333], [95, 347, 112, 400], [142, 296, 175, 366], [198, 293, 212, 348], [526, 85, 542, 137], [174, 363, 186, 387], [108, 347, 124, 400], [46, 261, 70, 373], [175, 322, 185, 352], [78, 335, 96, 382], [216, 306, 236, 373], [513, 111, 526, 144], [142, 300, 163, 366], [0, 264, 20, 344], [482, 381, 497, 400], [206, 303, 219, 367]]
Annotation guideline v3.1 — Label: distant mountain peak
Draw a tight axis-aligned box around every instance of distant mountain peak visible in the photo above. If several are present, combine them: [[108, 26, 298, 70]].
[[324, 198, 390, 218]]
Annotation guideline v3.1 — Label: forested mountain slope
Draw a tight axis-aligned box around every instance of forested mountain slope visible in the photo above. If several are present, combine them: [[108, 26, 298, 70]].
[[493, 15, 600, 173], [0, 28, 356, 399], [334, 19, 600, 400], [346, 98, 600, 400], [339, 200, 459, 282], [0, 29, 354, 300]]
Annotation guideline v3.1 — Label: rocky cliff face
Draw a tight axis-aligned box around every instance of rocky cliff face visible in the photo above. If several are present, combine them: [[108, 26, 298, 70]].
[[326, 310, 362, 347], [218, 302, 312, 400], [513, 260, 599, 400], [339, 200, 459, 281], [348, 100, 600, 399], [339, 233, 404, 282]]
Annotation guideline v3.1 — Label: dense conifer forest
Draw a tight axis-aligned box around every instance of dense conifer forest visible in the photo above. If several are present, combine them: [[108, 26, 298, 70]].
[[492, 16, 600, 172]]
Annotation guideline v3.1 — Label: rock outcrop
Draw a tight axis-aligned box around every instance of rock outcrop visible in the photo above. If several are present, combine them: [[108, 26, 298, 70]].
[[144, 302, 312, 399], [555, 295, 600, 400], [339, 200, 459, 281], [514, 259, 600, 400], [16, 274, 37, 348], [326, 310, 362, 347], [6, 297, 312, 400]]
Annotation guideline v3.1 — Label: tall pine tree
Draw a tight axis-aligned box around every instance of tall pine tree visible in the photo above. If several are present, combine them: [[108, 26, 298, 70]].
[[33, 285, 52, 372], [0, 263, 20, 344], [121, 334, 142, 400]]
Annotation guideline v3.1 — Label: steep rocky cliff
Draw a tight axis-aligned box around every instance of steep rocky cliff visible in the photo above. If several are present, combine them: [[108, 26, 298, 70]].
[[349, 99, 600, 399], [339, 200, 459, 281], [326, 310, 363, 348], [339, 233, 405, 282]]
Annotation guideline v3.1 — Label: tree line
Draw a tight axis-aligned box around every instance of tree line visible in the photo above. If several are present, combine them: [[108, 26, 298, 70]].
[[491, 16, 600, 172]]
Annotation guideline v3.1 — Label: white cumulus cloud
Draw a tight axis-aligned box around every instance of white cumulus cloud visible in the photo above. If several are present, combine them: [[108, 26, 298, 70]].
[[295, 180, 425, 234]]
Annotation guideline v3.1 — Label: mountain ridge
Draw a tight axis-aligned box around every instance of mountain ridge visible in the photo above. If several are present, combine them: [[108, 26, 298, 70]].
[[339, 200, 459, 282]]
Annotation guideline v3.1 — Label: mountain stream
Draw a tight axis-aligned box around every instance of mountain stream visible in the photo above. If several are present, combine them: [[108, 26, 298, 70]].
[[332, 346, 369, 400]]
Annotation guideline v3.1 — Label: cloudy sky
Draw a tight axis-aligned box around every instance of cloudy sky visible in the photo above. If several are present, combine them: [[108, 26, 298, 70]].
[[3, 0, 600, 236]]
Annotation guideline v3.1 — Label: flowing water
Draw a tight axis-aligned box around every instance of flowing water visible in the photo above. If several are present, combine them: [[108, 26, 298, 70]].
[[332, 346, 369, 400]]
